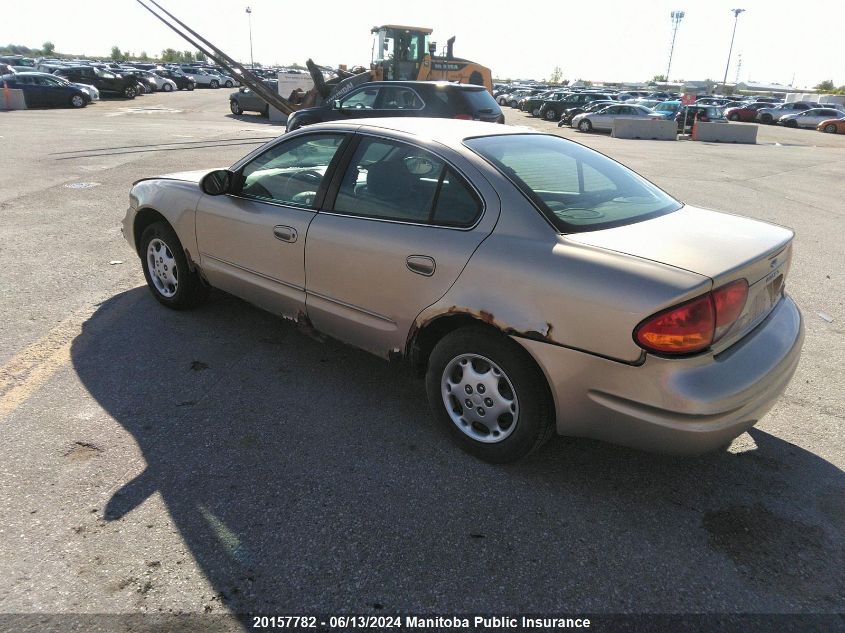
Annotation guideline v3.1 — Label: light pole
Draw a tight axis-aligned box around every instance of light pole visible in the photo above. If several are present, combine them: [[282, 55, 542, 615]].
[[666, 10, 685, 87], [721, 8, 745, 91], [245, 6, 254, 69]]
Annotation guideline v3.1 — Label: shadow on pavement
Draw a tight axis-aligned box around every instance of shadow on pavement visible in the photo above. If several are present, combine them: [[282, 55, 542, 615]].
[[71, 287, 845, 616]]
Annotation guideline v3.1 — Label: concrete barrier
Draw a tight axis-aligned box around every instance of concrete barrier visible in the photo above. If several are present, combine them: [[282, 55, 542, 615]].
[[611, 118, 677, 140], [693, 121, 757, 144], [0, 88, 27, 110]]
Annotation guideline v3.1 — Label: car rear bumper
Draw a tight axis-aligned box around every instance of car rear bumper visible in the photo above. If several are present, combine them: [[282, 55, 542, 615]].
[[514, 295, 804, 454]]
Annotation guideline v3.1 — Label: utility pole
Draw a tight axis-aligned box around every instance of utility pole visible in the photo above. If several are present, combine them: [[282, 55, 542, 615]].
[[722, 8, 745, 91], [245, 6, 254, 69], [666, 10, 685, 87], [735, 53, 742, 84]]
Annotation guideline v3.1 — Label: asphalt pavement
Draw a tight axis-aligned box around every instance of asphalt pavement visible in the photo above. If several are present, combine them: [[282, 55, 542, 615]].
[[0, 90, 843, 630]]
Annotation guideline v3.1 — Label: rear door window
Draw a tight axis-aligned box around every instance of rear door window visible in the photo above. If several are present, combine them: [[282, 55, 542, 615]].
[[331, 137, 481, 227]]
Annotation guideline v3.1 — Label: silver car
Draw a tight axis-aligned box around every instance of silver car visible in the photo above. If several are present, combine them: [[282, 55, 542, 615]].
[[122, 119, 803, 462], [571, 104, 653, 132], [778, 107, 845, 129]]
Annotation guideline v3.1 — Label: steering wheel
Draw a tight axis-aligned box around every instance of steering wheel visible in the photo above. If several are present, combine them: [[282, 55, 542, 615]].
[[281, 169, 323, 202]]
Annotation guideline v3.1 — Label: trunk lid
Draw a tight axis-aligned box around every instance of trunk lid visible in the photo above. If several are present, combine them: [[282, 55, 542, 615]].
[[567, 205, 794, 351]]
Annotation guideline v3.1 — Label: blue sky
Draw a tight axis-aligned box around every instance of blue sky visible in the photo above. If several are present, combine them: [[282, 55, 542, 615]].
[[5, 0, 843, 88]]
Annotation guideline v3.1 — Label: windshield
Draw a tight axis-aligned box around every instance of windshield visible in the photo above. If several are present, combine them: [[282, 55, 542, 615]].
[[465, 134, 681, 232], [94, 68, 116, 79]]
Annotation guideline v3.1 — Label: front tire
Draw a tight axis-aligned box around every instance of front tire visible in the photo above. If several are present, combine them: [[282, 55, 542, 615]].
[[123, 86, 136, 99], [140, 222, 209, 310], [785, 119, 797, 128], [728, 113, 739, 121], [578, 119, 593, 132], [760, 113, 773, 124], [425, 327, 555, 463], [225, 80, 234, 88], [70, 94, 86, 108], [824, 123, 838, 133], [163, 83, 173, 92], [545, 108, 558, 121], [230, 100, 243, 115]]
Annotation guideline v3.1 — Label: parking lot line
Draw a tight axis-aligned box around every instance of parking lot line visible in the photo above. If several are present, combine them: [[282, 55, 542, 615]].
[[0, 291, 144, 421]]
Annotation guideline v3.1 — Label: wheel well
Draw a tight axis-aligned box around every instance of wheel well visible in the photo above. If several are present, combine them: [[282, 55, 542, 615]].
[[133, 208, 169, 256]]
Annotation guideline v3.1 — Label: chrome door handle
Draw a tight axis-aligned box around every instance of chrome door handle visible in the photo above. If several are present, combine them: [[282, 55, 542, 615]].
[[406, 255, 436, 276], [273, 225, 298, 243]]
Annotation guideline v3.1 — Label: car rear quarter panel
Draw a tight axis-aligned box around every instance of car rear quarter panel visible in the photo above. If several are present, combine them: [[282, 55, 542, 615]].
[[412, 187, 710, 363]]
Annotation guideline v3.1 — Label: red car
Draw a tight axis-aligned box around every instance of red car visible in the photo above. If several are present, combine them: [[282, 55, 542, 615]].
[[723, 102, 769, 122]]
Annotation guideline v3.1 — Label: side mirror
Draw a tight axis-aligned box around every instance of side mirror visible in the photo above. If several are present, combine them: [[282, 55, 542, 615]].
[[333, 100, 342, 110], [200, 169, 233, 196]]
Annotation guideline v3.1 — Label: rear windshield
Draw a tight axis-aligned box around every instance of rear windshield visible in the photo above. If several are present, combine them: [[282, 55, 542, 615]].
[[464, 134, 680, 232], [461, 89, 501, 114]]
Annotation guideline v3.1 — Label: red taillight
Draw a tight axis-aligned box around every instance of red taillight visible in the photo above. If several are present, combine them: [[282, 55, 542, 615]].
[[634, 280, 748, 355], [453, 114, 473, 120], [712, 279, 748, 341]]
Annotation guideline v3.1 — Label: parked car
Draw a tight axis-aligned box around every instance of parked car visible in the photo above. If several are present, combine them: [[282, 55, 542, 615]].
[[572, 104, 653, 132], [118, 69, 158, 93], [0, 55, 36, 72], [756, 102, 819, 124], [558, 100, 616, 127], [52, 74, 99, 101], [207, 69, 238, 88], [816, 117, 845, 134], [723, 102, 768, 122], [229, 80, 278, 116], [154, 68, 195, 91], [539, 93, 616, 122], [285, 81, 504, 132], [134, 69, 178, 92], [520, 91, 567, 116], [54, 65, 137, 98], [648, 100, 681, 120], [123, 119, 803, 462], [178, 66, 221, 88], [676, 105, 726, 132], [0, 72, 90, 108], [778, 107, 845, 129]]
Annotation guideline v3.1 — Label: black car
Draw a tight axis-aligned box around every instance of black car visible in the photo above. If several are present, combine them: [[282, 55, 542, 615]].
[[0, 72, 90, 108], [154, 68, 195, 91], [53, 66, 137, 98], [117, 69, 157, 94], [675, 105, 727, 131], [558, 100, 616, 126], [230, 80, 279, 116], [285, 81, 504, 132], [538, 93, 616, 122], [521, 91, 570, 117]]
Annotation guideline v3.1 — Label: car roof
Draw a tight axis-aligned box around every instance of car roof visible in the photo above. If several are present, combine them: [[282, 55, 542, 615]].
[[360, 81, 488, 92], [304, 118, 536, 145]]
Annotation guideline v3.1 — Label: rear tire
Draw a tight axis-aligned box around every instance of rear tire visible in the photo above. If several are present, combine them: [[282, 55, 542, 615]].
[[425, 327, 555, 463], [545, 108, 557, 121], [187, 83, 195, 91], [139, 222, 209, 310], [210, 80, 219, 89]]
